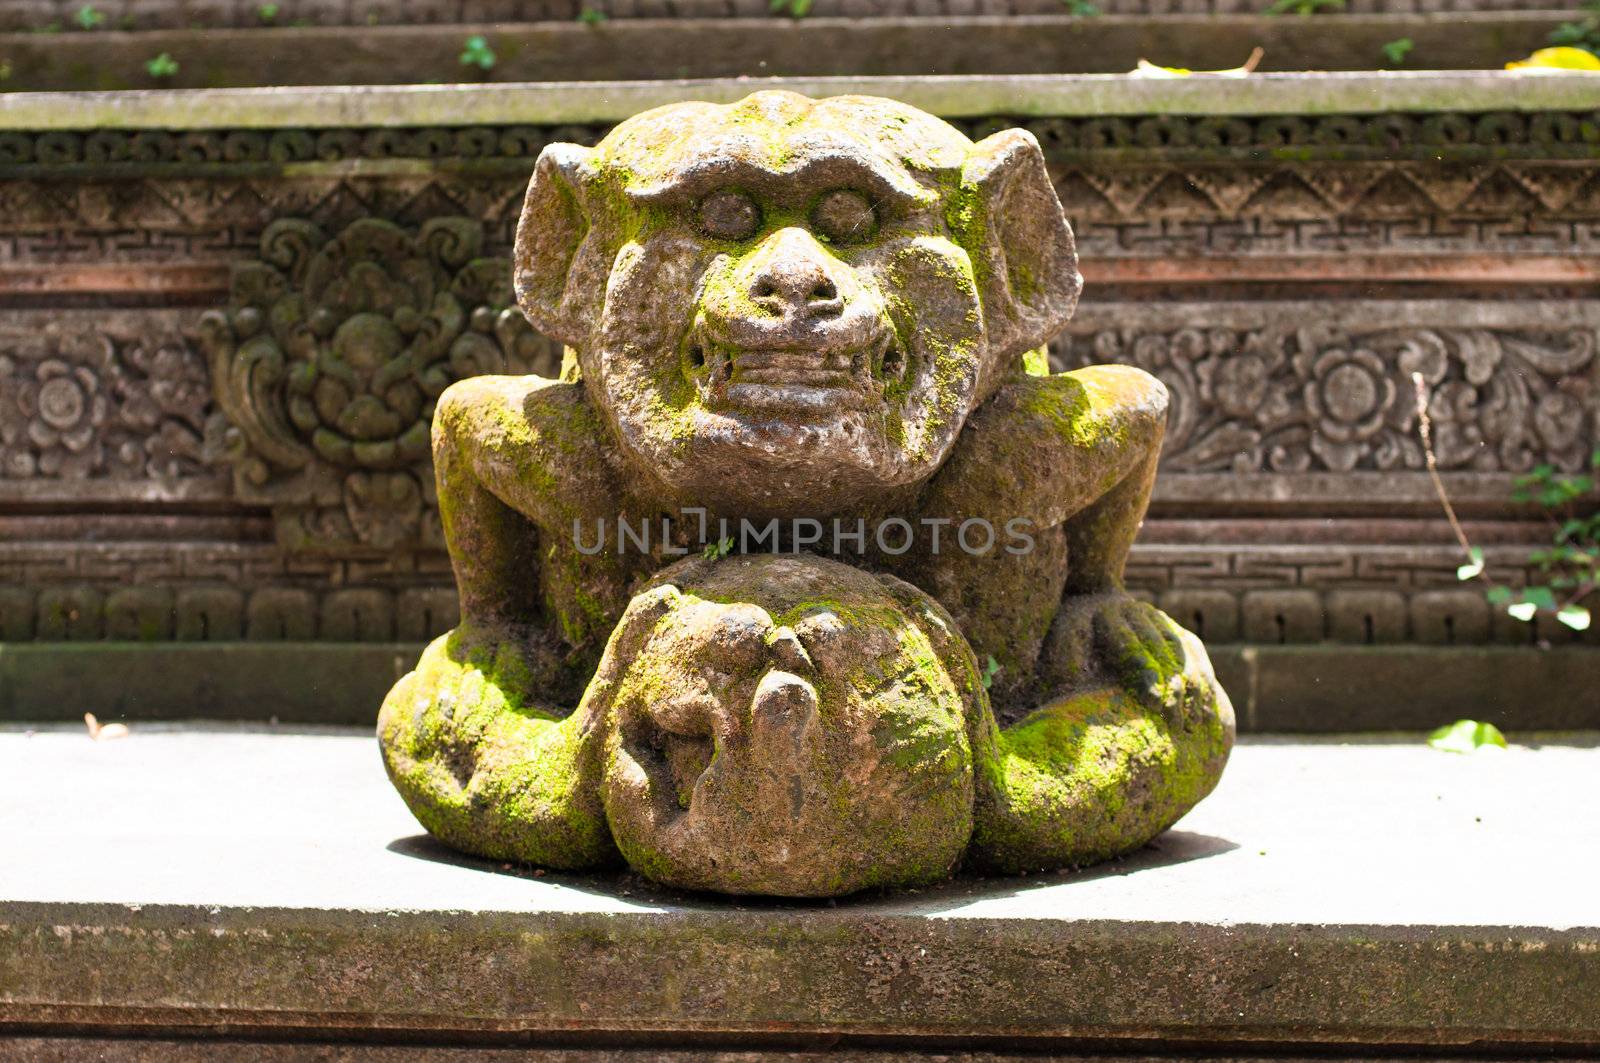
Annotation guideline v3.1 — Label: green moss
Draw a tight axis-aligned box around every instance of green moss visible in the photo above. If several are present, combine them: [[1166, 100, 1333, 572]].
[[970, 675, 1232, 874], [377, 628, 617, 869]]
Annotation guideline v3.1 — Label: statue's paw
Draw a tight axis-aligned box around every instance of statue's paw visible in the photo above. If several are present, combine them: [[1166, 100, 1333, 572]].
[[970, 593, 1237, 874], [1052, 592, 1212, 728], [377, 624, 614, 869]]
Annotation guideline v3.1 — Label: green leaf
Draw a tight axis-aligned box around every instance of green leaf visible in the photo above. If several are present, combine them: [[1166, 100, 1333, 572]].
[[1456, 546, 1484, 581], [74, 4, 104, 29], [459, 35, 496, 69], [981, 655, 1002, 691], [1551, 22, 1589, 45], [1522, 586, 1558, 610], [1507, 600, 1538, 621], [1428, 719, 1508, 754], [701, 535, 735, 560], [1486, 585, 1513, 605], [1381, 37, 1413, 64], [143, 52, 178, 77], [1557, 603, 1592, 631]]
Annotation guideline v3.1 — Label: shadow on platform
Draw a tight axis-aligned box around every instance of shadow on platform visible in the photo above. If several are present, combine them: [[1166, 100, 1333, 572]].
[[385, 828, 1238, 913]]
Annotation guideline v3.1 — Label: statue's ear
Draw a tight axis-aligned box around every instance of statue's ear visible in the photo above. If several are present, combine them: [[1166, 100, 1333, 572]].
[[960, 129, 1081, 359], [513, 142, 598, 347]]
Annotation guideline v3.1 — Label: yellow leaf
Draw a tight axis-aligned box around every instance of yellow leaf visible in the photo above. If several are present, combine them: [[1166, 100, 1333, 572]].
[[1133, 47, 1264, 78], [1505, 47, 1600, 72]]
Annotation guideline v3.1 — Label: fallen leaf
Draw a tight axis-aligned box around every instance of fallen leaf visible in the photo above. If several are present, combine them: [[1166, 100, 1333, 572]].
[[84, 712, 130, 741], [1133, 47, 1264, 78], [1505, 47, 1600, 72]]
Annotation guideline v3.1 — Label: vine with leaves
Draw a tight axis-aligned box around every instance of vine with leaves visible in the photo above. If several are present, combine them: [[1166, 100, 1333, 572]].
[[1412, 372, 1596, 633]]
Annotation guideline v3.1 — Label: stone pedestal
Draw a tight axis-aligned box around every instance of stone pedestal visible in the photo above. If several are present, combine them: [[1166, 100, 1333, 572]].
[[3, 727, 1596, 1055]]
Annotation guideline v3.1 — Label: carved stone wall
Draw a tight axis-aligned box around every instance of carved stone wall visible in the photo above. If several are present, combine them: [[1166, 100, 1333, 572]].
[[1, 103, 1595, 652]]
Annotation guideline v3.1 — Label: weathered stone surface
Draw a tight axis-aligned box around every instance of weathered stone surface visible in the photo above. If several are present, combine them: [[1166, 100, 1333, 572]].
[[2, 730, 1597, 1050], [379, 91, 1233, 894]]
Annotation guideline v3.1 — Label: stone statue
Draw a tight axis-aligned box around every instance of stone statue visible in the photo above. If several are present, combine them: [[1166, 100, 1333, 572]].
[[378, 91, 1233, 896]]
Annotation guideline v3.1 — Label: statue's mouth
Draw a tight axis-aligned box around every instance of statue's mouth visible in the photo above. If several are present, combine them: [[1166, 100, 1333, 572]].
[[686, 331, 905, 413]]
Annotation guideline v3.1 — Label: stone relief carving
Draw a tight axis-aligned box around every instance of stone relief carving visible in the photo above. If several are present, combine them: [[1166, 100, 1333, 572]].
[[1055, 325, 1596, 474], [4, 96, 1597, 666], [6, 114, 1600, 173], [0, 326, 212, 482], [198, 216, 560, 550]]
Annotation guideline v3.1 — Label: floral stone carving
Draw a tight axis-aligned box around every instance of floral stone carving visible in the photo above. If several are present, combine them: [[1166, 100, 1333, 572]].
[[378, 92, 1234, 896], [0, 326, 211, 482], [1059, 323, 1595, 474], [199, 217, 559, 551]]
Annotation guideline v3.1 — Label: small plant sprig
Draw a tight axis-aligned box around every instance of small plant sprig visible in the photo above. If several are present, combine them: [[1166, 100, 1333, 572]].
[[144, 52, 179, 78], [1413, 372, 1596, 633], [1263, 0, 1343, 15], [1551, 0, 1600, 55], [701, 535, 735, 560], [459, 34, 496, 70], [577, 6, 608, 22], [1058, 0, 1101, 15], [257, 2, 280, 22], [1381, 37, 1414, 64], [74, 4, 105, 30], [1427, 719, 1507, 754], [770, 0, 813, 19]]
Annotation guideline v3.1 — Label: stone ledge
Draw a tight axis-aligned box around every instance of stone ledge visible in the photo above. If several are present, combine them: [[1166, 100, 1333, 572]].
[[2, 642, 1595, 731], [1, 730, 1597, 1052], [5, 70, 1600, 129]]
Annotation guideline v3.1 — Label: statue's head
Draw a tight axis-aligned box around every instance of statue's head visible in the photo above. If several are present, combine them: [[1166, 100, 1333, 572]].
[[513, 91, 1080, 515]]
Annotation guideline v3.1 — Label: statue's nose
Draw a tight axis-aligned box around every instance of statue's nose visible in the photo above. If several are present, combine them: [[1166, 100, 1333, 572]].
[[743, 230, 844, 321]]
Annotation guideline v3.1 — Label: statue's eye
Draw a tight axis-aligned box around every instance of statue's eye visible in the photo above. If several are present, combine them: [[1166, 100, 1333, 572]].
[[697, 190, 761, 241], [812, 189, 876, 244]]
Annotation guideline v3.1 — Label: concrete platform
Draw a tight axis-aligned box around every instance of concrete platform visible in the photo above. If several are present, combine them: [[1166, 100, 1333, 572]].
[[2, 727, 1598, 1055]]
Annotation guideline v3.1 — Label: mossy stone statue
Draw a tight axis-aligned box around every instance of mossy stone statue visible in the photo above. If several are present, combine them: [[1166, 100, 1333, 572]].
[[378, 91, 1233, 896]]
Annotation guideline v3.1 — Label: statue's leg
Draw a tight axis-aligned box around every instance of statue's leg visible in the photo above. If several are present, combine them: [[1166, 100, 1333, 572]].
[[966, 366, 1234, 874], [379, 376, 622, 868]]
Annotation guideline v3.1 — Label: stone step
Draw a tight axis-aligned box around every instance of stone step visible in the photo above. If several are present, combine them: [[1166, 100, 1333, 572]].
[[2, 642, 1595, 731], [1, 729, 1596, 1053], [0, 16, 1573, 91]]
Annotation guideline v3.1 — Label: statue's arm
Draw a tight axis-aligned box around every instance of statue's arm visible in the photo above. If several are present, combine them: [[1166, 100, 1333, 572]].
[[433, 374, 586, 628], [921, 364, 1167, 592]]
